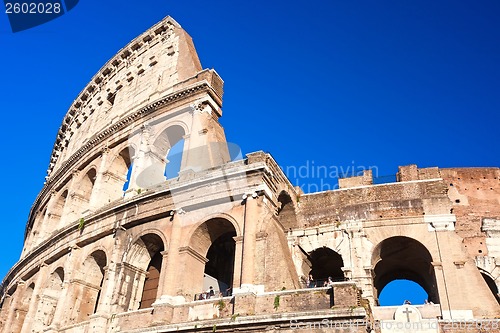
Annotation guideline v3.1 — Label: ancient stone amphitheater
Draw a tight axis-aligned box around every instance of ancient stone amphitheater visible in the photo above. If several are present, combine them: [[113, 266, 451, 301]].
[[1, 16, 500, 333]]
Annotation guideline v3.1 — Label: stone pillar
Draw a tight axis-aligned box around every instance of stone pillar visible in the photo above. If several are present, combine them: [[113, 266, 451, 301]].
[[22, 264, 57, 332], [45, 280, 69, 331], [158, 210, 185, 303], [22, 264, 50, 333], [155, 251, 169, 298], [88, 147, 111, 210], [179, 102, 229, 175], [49, 246, 80, 329], [94, 265, 110, 315], [177, 246, 208, 300], [31, 191, 58, 249], [232, 236, 244, 289], [235, 193, 261, 293], [3, 281, 25, 333], [128, 125, 166, 192], [0, 293, 13, 332], [58, 170, 81, 228], [106, 262, 145, 313]]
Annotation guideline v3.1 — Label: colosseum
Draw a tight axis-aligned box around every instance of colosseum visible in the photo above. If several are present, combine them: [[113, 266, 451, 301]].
[[1, 16, 500, 333]]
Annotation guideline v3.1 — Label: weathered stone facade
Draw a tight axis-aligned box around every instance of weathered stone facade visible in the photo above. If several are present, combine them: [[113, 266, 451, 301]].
[[1, 16, 499, 333]]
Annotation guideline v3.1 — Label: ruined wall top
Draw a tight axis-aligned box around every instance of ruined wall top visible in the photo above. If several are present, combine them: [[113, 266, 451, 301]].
[[46, 16, 217, 180]]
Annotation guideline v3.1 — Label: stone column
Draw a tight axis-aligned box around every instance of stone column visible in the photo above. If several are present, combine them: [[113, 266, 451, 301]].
[[128, 125, 166, 193], [49, 246, 80, 329], [238, 193, 259, 292], [21, 264, 49, 333], [88, 147, 111, 210], [31, 191, 58, 249], [0, 293, 13, 331], [58, 170, 81, 228], [158, 210, 185, 304], [155, 250, 169, 298], [3, 281, 25, 333], [179, 102, 229, 175], [232, 236, 244, 289]]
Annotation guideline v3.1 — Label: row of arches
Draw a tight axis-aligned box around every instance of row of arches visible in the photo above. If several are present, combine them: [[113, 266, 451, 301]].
[[3, 251, 107, 333], [26, 124, 190, 252], [6, 217, 241, 332], [7, 224, 500, 331], [304, 237, 438, 305], [307, 236, 500, 306]]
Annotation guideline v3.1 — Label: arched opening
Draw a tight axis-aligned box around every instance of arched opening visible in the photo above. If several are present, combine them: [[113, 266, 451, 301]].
[[378, 279, 428, 305], [74, 168, 97, 215], [204, 231, 236, 297], [154, 125, 186, 179], [27, 206, 47, 250], [189, 219, 237, 299], [277, 191, 298, 230], [372, 236, 439, 305], [16, 283, 35, 333], [308, 247, 344, 286], [136, 234, 165, 309], [165, 138, 185, 178], [80, 168, 96, 198], [72, 250, 107, 322], [103, 147, 134, 201], [53, 189, 69, 229], [46, 268, 64, 325], [33, 268, 64, 329], [480, 271, 500, 304]]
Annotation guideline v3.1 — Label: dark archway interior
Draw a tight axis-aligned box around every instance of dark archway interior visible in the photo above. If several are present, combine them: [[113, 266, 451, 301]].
[[140, 252, 162, 309], [481, 272, 500, 304], [277, 191, 298, 230], [139, 234, 164, 309], [204, 231, 236, 292], [309, 247, 344, 282], [373, 236, 439, 305], [90, 250, 107, 314]]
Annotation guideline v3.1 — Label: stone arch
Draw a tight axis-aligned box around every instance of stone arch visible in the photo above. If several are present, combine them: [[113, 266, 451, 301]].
[[479, 268, 500, 304], [186, 218, 238, 299], [72, 166, 97, 216], [33, 267, 65, 329], [0, 285, 16, 331], [308, 247, 345, 285], [15, 283, 35, 333], [81, 167, 97, 192], [371, 236, 439, 305], [153, 124, 186, 179], [101, 146, 135, 202], [26, 205, 47, 250], [51, 189, 69, 229], [70, 250, 107, 323], [277, 191, 298, 230], [124, 232, 165, 310]]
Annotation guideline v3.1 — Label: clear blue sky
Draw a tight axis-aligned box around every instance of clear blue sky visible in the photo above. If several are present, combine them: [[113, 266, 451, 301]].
[[1, 0, 499, 305]]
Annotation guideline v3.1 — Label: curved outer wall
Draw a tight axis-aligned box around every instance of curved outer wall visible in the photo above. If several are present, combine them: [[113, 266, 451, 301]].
[[0, 16, 500, 333]]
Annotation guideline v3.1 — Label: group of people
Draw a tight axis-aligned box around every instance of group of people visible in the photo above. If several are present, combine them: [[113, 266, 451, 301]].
[[196, 286, 216, 300], [306, 274, 335, 288], [195, 286, 233, 300]]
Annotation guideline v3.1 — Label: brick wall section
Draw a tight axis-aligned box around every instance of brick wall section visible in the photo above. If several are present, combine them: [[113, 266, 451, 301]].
[[440, 168, 500, 256], [299, 180, 449, 228], [260, 221, 300, 290], [250, 284, 359, 315]]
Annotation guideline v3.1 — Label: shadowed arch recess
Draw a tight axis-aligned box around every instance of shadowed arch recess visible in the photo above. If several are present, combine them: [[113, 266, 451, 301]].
[[372, 236, 439, 305]]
